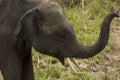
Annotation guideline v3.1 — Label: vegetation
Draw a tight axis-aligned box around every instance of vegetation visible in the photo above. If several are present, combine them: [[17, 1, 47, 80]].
[[32, 0, 120, 80]]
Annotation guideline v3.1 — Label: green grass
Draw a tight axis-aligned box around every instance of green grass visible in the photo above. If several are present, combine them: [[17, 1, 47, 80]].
[[32, 1, 120, 80]]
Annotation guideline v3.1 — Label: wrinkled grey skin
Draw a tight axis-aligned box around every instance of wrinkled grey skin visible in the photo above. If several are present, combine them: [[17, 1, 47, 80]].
[[0, 0, 119, 80]]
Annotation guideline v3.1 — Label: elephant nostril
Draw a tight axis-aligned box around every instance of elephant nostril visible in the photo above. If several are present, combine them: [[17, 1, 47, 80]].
[[114, 9, 120, 18]]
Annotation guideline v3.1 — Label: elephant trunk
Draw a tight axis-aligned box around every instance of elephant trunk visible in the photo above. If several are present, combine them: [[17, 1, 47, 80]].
[[68, 11, 119, 58]]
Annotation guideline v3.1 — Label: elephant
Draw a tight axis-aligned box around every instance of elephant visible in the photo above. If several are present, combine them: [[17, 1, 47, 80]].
[[0, 0, 119, 80]]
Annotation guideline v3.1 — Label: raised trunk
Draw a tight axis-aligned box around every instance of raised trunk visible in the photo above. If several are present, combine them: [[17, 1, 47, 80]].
[[70, 11, 119, 58]]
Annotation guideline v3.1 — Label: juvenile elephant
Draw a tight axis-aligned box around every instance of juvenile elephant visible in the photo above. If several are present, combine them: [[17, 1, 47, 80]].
[[0, 0, 119, 80]]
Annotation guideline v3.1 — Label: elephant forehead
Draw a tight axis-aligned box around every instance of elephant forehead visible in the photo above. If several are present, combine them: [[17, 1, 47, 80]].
[[44, 8, 65, 23], [41, 0, 64, 16]]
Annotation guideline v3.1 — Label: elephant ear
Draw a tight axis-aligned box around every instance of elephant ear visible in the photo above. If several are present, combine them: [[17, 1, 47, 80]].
[[14, 8, 41, 36], [14, 8, 44, 41]]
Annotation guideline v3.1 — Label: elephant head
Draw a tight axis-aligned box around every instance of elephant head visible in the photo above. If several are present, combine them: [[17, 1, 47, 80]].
[[14, 0, 119, 64]]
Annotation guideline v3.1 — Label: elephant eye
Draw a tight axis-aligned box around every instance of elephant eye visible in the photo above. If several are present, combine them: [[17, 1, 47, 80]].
[[55, 28, 67, 37], [54, 29, 67, 42], [55, 31, 66, 38]]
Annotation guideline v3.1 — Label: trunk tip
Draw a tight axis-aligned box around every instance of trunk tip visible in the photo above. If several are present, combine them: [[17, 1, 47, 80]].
[[114, 9, 120, 18]]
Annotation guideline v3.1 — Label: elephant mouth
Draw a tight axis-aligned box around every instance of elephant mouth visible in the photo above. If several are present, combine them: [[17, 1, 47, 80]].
[[48, 48, 65, 65], [56, 49, 65, 65]]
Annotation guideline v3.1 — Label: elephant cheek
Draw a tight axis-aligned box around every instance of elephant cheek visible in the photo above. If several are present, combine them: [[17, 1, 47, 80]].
[[32, 39, 51, 54], [33, 42, 56, 53], [32, 43, 40, 52], [48, 48, 58, 55], [32, 40, 44, 53]]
